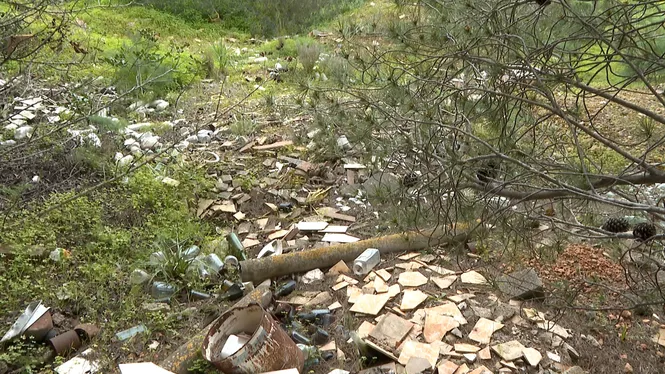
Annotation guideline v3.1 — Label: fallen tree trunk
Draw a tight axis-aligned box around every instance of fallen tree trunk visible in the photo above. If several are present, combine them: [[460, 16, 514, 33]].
[[240, 227, 471, 283]]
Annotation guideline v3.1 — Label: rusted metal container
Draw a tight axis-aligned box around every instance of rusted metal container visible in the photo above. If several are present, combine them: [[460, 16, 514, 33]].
[[48, 330, 82, 356], [202, 303, 304, 374], [24, 310, 53, 342]]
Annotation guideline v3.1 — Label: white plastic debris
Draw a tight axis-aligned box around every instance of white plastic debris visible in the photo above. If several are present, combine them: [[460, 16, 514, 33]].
[[197, 130, 212, 143], [54, 348, 100, 374], [32, 175, 40, 183], [302, 268, 325, 284], [14, 125, 34, 139], [118, 362, 175, 374], [254, 56, 268, 64], [161, 177, 180, 187], [151, 100, 169, 111], [220, 334, 250, 359], [140, 135, 160, 150], [118, 155, 134, 167], [337, 135, 351, 150]]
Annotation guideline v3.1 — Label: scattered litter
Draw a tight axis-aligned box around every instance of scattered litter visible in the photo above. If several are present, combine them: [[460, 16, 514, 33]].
[[522, 347, 542, 366], [221, 334, 251, 358], [375, 269, 392, 281], [350, 294, 390, 315], [119, 363, 175, 374], [297, 221, 329, 231], [328, 302, 342, 310], [54, 348, 99, 374], [398, 272, 428, 287], [369, 313, 413, 348], [546, 351, 561, 363], [400, 290, 428, 311], [460, 270, 488, 285], [423, 310, 458, 343], [353, 248, 380, 275], [397, 341, 438, 369], [328, 260, 351, 275], [116, 324, 147, 341], [322, 225, 349, 233], [1, 301, 51, 343], [322, 233, 360, 243], [468, 318, 504, 344], [431, 275, 457, 289], [398, 252, 420, 260], [454, 343, 481, 353], [492, 340, 525, 361]]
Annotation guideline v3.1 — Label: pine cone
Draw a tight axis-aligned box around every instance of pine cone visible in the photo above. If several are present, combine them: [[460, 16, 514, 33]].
[[601, 217, 631, 233], [633, 222, 657, 242]]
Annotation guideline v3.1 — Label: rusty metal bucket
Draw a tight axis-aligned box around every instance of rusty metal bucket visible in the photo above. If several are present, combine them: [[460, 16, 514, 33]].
[[202, 303, 304, 374]]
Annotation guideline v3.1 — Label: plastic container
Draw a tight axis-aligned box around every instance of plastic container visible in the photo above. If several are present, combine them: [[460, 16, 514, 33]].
[[130, 269, 151, 285], [352, 248, 380, 276]]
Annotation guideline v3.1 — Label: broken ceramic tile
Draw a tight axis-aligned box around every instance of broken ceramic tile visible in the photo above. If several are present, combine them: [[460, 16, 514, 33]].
[[398, 252, 420, 260], [328, 260, 352, 275], [546, 351, 561, 362], [357, 321, 376, 339], [375, 269, 392, 281], [241, 238, 261, 248], [398, 271, 428, 287], [322, 225, 349, 233], [436, 360, 459, 374], [478, 346, 491, 360], [447, 293, 475, 303], [369, 313, 414, 349], [285, 291, 319, 305], [328, 301, 342, 311], [460, 270, 487, 285], [454, 363, 469, 374], [468, 318, 504, 344], [522, 347, 542, 367], [467, 366, 492, 374], [337, 274, 359, 285], [374, 277, 389, 293], [426, 302, 467, 325], [347, 286, 362, 303], [268, 229, 290, 240], [463, 353, 477, 363], [332, 281, 349, 291], [536, 320, 570, 339], [653, 328, 665, 347], [400, 290, 428, 311], [395, 262, 423, 270], [423, 310, 459, 343], [454, 344, 480, 353], [317, 207, 356, 222], [427, 265, 456, 276], [320, 340, 337, 352], [118, 363, 175, 374], [387, 284, 401, 298], [398, 341, 439, 369], [431, 275, 457, 290], [304, 291, 332, 307], [297, 221, 329, 231], [350, 293, 390, 315], [491, 340, 525, 361], [322, 233, 360, 243]]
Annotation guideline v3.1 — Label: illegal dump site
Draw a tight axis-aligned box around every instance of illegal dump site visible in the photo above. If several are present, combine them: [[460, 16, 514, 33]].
[[3, 0, 665, 373]]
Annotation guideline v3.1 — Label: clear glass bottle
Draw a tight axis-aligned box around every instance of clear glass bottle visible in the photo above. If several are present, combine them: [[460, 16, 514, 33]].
[[353, 248, 380, 275]]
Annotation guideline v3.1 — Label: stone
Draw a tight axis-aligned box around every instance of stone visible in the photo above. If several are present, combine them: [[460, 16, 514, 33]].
[[350, 293, 391, 315], [537, 320, 571, 339], [546, 351, 561, 363], [522, 347, 542, 367], [424, 309, 459, 343], [468, 318, 504, 344], [564, 343, 580, 361], [405, 357, 431, 374], [478, 347, 491, 360], [460, 270, 488, 285], [369, 313, 414, 348], [624, 363, 633, 373], [491, 340, 525, 361], [454, 344, 480, 353], [398, 341, 439, 369], [400, 290, 429, 311], [652, 328, 665, 347], [303, 269, 325, 284], [470, 305, 493, 319], [496, 268, 544, 300], [432, 275, 457, 289], [436, 361, 459, 374], [398, 271, 429, 287]]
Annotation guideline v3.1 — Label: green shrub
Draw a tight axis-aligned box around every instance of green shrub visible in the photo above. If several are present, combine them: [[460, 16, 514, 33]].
[[298, 42, 322, 74]]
